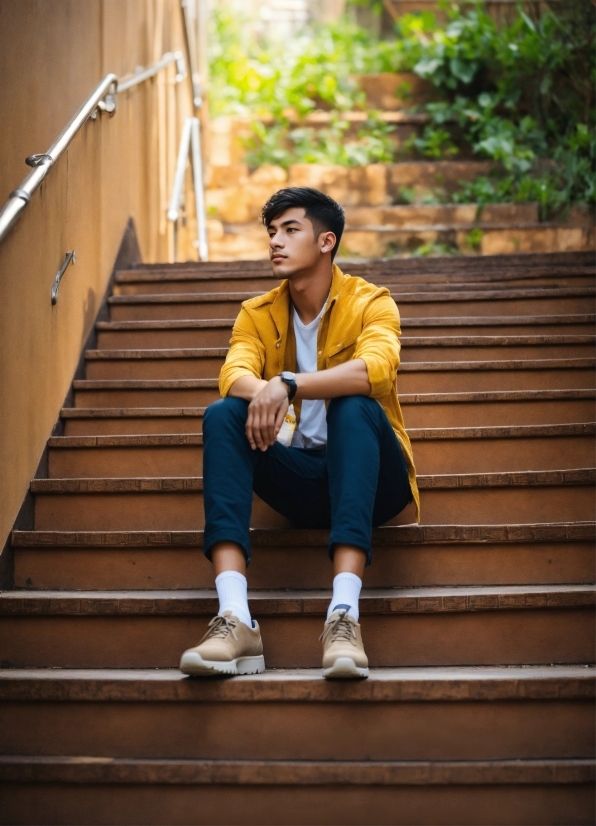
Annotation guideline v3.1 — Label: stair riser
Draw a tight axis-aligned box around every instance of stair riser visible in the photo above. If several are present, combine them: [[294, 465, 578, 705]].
[[60, 399, 596, 435], [13, 542, 595, 591], [402, 399, 596, 429], [32, 486, 595, 531], [47, 435, 595, 478], [96, 323, 596, 349], [0, 782, 593, 826], [84, 346, 596, 380], [72, 370, 596, 412], [108, 296, 596, 321], [64, 416, 206, 436], [112, 275, 596, 295], [0, 700, 591, 762], [0, 609, 592, 669]]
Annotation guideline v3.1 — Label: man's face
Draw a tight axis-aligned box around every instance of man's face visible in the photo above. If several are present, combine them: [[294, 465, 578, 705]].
[[266, 207, 335, 277]]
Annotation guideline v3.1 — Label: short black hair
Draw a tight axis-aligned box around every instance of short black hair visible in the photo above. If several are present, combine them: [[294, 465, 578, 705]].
[[262, 187, 345, 261]]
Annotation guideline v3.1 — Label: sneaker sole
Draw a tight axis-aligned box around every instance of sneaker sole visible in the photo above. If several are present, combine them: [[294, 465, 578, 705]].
[[323, 657, 369, 679], [180, 653, 265, 677]]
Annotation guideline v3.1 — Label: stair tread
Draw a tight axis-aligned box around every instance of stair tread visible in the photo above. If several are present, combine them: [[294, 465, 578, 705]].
[[73, 358, 596, 388], [85, 335, 596, 359], [0, 665, 592, 702], [0, 584, 592, 616], [95, 314, 596, 330], [29, 468, 596, 493], [0, 754, 592, 785], [12, 521, 596, 548], [47, 423, 596, 448], [107, 286, 596, 304], [59, 390, 596, 421], [115, 265, 595, 283]]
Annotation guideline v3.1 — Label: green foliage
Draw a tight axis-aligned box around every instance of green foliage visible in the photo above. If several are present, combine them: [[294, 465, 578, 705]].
[[209, 1, 595, 215], [397, 1, 596, 215], [244, 114, 395, 169]]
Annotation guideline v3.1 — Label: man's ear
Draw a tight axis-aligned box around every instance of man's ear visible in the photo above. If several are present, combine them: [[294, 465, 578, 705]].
[[320, 231, 336, 254]]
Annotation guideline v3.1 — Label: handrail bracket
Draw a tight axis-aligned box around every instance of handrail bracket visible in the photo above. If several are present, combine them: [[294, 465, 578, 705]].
[[51, 251, 76, 305]]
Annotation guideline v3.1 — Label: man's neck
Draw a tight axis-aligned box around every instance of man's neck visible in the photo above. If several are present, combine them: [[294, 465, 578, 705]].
[[288, 263, 334, 325]]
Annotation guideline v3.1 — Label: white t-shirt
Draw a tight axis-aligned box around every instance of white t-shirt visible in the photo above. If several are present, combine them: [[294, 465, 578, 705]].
[[292, 303, 327, 449]]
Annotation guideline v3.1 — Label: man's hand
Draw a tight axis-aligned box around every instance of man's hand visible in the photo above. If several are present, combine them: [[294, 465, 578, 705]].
[[245, 376, 289, 451]]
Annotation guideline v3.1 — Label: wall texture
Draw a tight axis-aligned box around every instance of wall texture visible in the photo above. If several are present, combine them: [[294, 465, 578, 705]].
[[0, 0, 193, 554]]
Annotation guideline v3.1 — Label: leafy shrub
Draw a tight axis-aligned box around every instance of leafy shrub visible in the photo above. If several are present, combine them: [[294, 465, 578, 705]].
[[209, 1, 595, 215]]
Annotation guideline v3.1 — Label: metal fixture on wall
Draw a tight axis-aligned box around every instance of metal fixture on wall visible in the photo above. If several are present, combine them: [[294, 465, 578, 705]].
[[50, 251, 76, 305], [0, 46, 203, 249], [168, 117, 209, 262], [0, 73, 118, 244]]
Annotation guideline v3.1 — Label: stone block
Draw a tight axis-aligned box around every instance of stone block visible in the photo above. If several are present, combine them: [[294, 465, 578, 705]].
[[208, 165, 249, 189], [289, 164, 388, 206], [206, 219, 224, 241], [249, 165, 288, 186], [206, 187, 252, 224], [355, 73, 436, 110], [480, 203, 539, 223], [344, 207, 385, 226], [388, 161, 495, 199]]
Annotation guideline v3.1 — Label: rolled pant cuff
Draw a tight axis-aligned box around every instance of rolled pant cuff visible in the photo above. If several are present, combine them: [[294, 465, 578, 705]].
[[328, 534, 372, 566], [203, 531, 251, 565]]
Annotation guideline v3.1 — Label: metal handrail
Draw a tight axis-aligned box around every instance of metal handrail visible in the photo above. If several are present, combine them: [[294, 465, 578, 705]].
[[118, 50, 186, 93], [0, 50, 188, 245], [168, 116, 208, 261], [0, 72, 117, 243]]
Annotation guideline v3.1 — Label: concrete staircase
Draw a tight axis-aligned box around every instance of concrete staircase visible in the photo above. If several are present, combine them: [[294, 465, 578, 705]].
[[1, 250, 595, 824]]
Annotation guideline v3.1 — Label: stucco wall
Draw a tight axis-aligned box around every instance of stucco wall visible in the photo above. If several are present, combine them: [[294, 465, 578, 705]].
[[0, 0, 192, 554]]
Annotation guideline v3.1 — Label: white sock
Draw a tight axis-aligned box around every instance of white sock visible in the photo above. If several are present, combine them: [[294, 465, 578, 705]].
[[327, 572, 362, 622], [215, 571, 252, 628]]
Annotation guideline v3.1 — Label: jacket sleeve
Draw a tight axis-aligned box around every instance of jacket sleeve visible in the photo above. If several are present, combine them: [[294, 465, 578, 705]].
[[218, 306, 266, 397], [353, 291, 401, 399]]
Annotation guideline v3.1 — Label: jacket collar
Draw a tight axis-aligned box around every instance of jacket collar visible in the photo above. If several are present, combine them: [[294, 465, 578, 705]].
[[270, 263, 346, 338]]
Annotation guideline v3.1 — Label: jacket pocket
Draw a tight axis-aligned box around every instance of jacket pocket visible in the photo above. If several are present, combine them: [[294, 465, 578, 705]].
[[326, 338, 357, 368]]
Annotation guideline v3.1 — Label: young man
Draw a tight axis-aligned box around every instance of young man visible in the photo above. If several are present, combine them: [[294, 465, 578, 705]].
[[180, 187, 419, 679]]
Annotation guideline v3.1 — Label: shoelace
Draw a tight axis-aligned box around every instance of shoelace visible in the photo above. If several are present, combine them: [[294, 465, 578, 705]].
[[319, 610, 356, 646], [200, 614, 239, 643]]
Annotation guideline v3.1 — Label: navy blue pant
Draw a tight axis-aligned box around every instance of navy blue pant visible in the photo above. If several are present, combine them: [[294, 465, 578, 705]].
[[203, 395, 412, 565]]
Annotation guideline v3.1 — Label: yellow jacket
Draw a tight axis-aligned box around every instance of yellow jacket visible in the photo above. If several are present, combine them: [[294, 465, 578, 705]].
[[219, 263, 420, 522]]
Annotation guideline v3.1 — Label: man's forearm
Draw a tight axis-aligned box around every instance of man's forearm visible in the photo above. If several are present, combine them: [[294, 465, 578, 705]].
[[296, 359, 371, 399], [227, 359, 370, 404], [228, 375, 268, 401]]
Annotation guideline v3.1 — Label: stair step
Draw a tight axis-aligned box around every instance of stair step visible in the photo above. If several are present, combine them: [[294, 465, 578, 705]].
[[0, 584, 593, 669], [107, 287, 596, 321], [11, 522, 596, 590], [84, 337, 596, 381], [95, 314, 596, 348], [129, 250, 594, 272], [46, 424, 596, 478], [113, 266, 596, 295], [30, 468, 596, 530], [0, 755, 593, 826], [72, 360, 596, 410], [60, 390, 596, 435]]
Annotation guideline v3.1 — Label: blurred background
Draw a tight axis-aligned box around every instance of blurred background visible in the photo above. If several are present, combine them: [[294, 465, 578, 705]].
[[203, 0, 595, 259]]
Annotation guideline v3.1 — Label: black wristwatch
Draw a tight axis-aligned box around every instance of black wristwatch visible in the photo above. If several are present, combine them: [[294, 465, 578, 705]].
[[278, 371, 297, 401]]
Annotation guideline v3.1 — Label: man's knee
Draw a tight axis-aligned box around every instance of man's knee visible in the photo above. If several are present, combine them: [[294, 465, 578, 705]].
[[327, 395, 378, 426], [203, 396, 248, 437]]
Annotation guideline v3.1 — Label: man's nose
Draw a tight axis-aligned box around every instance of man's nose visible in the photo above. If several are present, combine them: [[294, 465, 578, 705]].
[[269, 232, 284, 248]]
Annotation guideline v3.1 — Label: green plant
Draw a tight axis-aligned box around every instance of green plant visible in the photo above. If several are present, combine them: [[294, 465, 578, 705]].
[[465, 226, 484, 250], [410, 241, 460, 256]]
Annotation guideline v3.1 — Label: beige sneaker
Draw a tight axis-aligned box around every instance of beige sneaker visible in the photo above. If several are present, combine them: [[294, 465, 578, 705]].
[[321, 609, 369, 679], [180, 610, 265, 676]]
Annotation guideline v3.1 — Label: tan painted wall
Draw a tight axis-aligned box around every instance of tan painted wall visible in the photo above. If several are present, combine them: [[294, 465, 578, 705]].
[[0, 0, 194, 553]]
